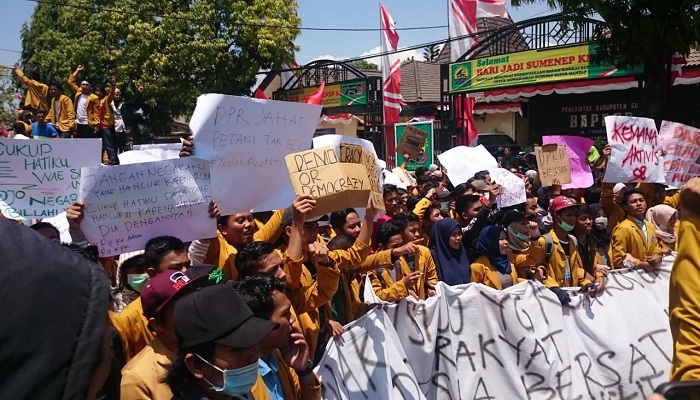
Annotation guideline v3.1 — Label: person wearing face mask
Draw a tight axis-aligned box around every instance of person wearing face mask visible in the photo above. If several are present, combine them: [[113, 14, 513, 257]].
[[471, 226, 521, 290], [429, 218, 471, 285], [589, 203, 612, 266], [503, 209, 546, 282], [539, 196, 596, 304], [646, 204, 678, 254], [573, 206, 607, 294], [164, 283, 278, 400], [112, 254, 149, 312]]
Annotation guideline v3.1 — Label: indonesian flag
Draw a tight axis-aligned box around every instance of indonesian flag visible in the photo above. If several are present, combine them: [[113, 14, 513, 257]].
[[671, 52, 687, 85], [253, 88, 269, 100], [280, 61, 302, 89], [305, 80, 326, 105], [380, 2, 402, 165]]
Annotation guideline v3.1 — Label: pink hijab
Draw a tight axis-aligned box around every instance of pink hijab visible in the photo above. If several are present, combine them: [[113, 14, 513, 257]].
[[645, 205, 678, 244]]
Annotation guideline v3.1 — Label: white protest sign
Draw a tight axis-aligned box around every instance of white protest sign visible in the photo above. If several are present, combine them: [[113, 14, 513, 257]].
[[603, 116, 666, 184], [658, 121, 700, 187], [322, 259, 673, 400], [382, 169, 407, 190], [437, 145, 498, 186], [0, 138, 101, 220], [488, 167, 526, 207], [42, 212, 72, 243], [119, 143, 181, 165], [188, 94, 321, 214], [79, 157, 215, 257]]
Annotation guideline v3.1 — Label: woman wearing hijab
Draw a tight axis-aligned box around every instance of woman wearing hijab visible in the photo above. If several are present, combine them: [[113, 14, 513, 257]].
[[428, 218, 471, 285], [646, 204, 678, 254], [503, 210, 546, 282], [589, 203, 612, 265], [471, 225, 521, 290]]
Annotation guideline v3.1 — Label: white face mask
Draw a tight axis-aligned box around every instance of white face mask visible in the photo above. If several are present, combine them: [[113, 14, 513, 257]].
[[594, 217, 608, 230]]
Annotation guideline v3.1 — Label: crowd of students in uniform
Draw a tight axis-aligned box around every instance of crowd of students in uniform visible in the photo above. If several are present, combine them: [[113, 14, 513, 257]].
[[6, 63, 146, 165], [4, 131, 700, 400]]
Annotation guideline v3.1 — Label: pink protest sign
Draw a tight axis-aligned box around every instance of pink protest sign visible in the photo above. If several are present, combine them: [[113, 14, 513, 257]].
[[658, 121, 700, 187], [602, 116, 666, 184], [542, 135, 594, 189]]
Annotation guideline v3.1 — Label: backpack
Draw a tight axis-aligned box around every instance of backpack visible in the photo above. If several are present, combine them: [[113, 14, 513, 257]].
[[542, 233, 578, 265]]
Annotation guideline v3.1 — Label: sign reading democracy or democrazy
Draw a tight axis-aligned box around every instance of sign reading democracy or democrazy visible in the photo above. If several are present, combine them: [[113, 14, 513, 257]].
[[274, 79, 368, 108], [448, 43, 642, 93]]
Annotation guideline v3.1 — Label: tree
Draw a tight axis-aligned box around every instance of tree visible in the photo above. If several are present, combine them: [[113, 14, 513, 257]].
[[0, 66, 18, 125], [510, 0, 700, 121], [348, 60, 380, 71], [19, 0, 301, 134], [423, 44, 441, 62]]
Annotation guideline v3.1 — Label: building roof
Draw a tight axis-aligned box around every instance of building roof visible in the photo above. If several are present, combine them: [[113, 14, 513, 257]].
[[400, 60, 441, 103]]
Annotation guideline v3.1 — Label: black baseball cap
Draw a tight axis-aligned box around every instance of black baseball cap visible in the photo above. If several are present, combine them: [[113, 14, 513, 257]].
[[174, 282, 278, 349], [502, 209, 528, 227]]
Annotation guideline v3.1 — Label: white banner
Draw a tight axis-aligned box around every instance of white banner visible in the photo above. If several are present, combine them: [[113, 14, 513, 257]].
[[188, 94, 321, 214], [0, 138, 101, 219], [489, 167, 526, 207], [119, 143, 181, 165], [603, 116, 666, 184], [319, 258, 673, 400], [79, 157, 215, 257], [437, 145, 498, 186]]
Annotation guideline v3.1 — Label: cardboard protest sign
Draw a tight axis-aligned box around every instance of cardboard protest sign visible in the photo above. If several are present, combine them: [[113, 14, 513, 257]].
[[285, 146, 371, 218], [658, 121, 700, 187], [79, 157, 215, 257], [437, 145, 498, 186], [188, 94, 321, 214], [534, 144, 571, 187], [338, 143, 385, 212], [382, 169, 408, 190], [488, 167, 526, 207], [391, 167, 416, 187], [542, 135, 594, 189], [0, 138, 101, 220], [330, 259, 673, 400], [396, 124, 429, 159], [119, 143, 181, 165], [603, 116, 666, 184]]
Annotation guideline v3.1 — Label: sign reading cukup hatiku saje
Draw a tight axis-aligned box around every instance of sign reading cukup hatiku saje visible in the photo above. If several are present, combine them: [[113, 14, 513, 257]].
[[275, 79, 368, 108], [448, 43, 642, 93]]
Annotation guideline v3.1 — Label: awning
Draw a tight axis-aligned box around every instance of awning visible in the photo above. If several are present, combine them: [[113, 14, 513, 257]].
[[473, 102, 523, 116], [673, 69, 700, 86], [479, 76, 639, 103], [320, 114, 365, 125]]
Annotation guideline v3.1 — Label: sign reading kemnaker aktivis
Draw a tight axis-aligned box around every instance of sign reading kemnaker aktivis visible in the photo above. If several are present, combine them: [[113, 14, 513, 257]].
[[448, 43, 641, 93]]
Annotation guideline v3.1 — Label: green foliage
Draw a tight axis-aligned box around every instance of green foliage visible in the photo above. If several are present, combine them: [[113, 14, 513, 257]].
[[0, 67, 18, 125], [348, 59, 380, 71], [510, 0, 700, 119], [20, 0, 301, 133], [423, 44, 441, 62]]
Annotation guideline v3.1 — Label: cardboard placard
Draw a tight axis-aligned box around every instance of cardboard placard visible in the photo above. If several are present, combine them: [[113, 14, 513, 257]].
[[339, 143, 385, 211], [542, 136, 594, 189], [535, 144, 572, 187], [396, 124, 428, 159], [391, 167, 416, 186], [285, 146, 371, 218]]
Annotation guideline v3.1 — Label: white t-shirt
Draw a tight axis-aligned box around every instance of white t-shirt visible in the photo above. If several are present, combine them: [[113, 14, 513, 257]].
[[76, 94, 89, 124]]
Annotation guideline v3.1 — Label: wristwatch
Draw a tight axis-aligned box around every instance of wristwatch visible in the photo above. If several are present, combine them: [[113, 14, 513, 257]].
[[295, 360, 314, 377]]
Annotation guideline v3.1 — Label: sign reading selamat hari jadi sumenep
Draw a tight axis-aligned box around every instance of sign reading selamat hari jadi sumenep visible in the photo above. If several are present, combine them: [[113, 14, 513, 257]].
[[448, 43, 642, 93]]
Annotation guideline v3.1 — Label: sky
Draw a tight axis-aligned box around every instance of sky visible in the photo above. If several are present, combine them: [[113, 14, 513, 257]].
[[0, 0, 558, 68]]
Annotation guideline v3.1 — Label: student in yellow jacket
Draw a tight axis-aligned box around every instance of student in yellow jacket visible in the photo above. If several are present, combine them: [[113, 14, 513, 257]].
[[67, 65, 100, 138], [471, 225, 522, 290], [14, 62, 48, 111], [669, 177, 700, 381], [94, 78, 119, 165], [234, 275, 321, 400], [46, 82, 75, 138], [540, 196, 596, 304], [611, 188, 663, 271], [504, 209, 547, 282]]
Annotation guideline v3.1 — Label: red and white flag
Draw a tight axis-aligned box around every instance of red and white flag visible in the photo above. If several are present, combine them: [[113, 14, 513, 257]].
[[380, 1, 403, 165], [449, 0, 508, 62], [671, 52, 687, 85]]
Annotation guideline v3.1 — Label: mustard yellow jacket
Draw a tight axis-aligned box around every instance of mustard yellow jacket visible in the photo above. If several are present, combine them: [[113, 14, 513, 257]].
[[98, 82, 116, 127], [611, 216, 663, 269], [369, 245, 438, 302], [67, 73, 101, 127], [537, 231, 591, 288], [670, 216, 700, 381], [250, 349, 321, 400], [600, 182, 627, 232], [15, 67, 48, 111], [110, 297, 155, 362], [120, 335, 174, 400], [46, 94, 76, 132], [509, 240, 547, 280], [470, 255, 522, 290]]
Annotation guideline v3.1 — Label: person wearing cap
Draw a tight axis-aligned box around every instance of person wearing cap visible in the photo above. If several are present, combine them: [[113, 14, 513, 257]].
[[611, 188, 664, 271], [234, 274, 321, 400], [14, 62, 48, 112], [539, 196, 595, 303], [314, 214, 332, 243], [112, 235, 191, 361], [503, 209, 546, 281], [67, 64, 100, 139], [121, 265, 225, 400], [669, 178, 700, 381], [456, 183, 501, 259], [164, 283, 278, 399]]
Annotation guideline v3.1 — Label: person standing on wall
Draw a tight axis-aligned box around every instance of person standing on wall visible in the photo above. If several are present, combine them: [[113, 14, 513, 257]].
[[13, 61, 48, 112], [94, 77, 119, 165], [46, 82, 75, 138], [67, 65, 100, 140]]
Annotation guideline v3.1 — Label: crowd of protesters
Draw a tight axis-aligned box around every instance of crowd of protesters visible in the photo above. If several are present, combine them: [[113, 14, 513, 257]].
[[3, 91, 700, 399], [5, 63, 148, 164]]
